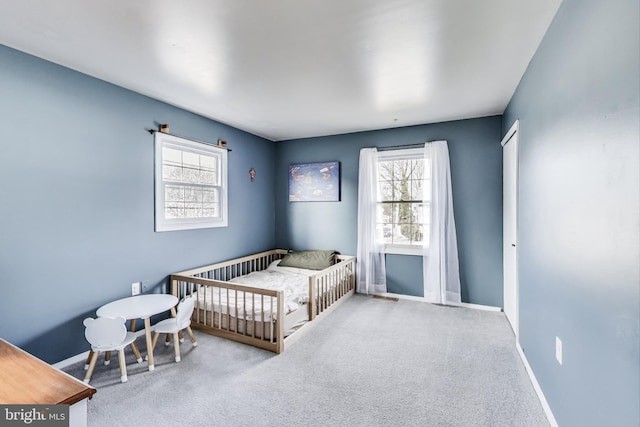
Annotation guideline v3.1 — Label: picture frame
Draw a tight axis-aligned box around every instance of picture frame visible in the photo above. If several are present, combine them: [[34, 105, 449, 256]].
[[288, 161, 340, 202]]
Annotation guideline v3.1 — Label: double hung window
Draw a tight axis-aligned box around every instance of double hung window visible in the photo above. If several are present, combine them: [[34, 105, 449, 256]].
[[154, 133, 228, 232], [376, 148, 430, 254]]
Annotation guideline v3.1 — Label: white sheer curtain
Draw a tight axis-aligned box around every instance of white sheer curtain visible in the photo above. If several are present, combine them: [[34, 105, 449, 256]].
[[423, 141, 461, 304], [356, 148, 387, 294]]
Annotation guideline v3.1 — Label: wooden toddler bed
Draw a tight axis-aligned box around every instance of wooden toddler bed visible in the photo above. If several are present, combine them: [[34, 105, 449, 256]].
[[170, 249, 355, 353]]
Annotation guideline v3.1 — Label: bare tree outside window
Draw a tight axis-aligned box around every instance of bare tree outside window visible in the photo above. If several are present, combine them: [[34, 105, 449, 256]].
[[377, 156, 431, 246], [162, 147, 219, 219]]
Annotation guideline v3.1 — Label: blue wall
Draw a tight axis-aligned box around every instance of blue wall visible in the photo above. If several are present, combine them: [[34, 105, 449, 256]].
[[274, 117, 504, 306], [0, 45, 276, 363], [1, 3, 636, 422], [502, 0, 639, 425]]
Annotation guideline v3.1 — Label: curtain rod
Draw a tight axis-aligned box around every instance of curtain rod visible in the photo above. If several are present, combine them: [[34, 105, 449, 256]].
[[377, 143, 426, 152], [146, 128, 232, 152]]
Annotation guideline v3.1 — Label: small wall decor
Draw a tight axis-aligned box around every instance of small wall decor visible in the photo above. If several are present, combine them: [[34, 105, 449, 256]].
[[289, 161, 340, 202], [249, 167, 256, 182], [159, 123, 170, 133], [217, 139, 228, 148]]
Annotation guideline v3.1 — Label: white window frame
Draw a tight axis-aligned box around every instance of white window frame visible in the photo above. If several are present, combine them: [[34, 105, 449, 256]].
[[377, 147, 429, 256], [154, 132, 228, 232]]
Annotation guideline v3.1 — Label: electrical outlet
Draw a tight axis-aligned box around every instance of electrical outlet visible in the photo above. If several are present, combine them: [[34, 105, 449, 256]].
[[131, 282, 141, 296], [555, 336, 563, 365]]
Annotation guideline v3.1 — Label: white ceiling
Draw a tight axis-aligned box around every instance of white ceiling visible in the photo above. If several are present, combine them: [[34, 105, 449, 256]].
[[0, 0, 561, 141]]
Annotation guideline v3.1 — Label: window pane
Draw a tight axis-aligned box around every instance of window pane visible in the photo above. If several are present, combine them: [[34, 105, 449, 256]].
[[380, 180, 396, 202], [378, 161, 394, 181], [389, 160, 400, 181], [410, 179, 423, 201], [162, 148, 217, 186], [181, 151, 199, 184], [376, 223, 388, 244], [202, 188, 217, 203], [408, 224, 424, 244], [396, 202, 414, 224], [410, 159, 425, 180], [201, 155, 217, 185], [162, 148, 184, 181], [414, 203, 425, 224], [165, 185, 183, 202], [165, 185, 219, 219], [382, 203, 395, 224]]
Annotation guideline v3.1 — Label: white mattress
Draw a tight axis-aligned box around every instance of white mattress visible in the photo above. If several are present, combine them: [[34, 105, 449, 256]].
[[195, 260, 315, 321]]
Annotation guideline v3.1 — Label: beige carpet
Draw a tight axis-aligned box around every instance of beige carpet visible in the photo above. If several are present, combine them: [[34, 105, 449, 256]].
[[64, 294, 548, 427]]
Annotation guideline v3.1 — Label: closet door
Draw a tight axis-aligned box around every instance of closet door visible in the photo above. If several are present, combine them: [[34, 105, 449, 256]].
[[502, 121, 519, 338]]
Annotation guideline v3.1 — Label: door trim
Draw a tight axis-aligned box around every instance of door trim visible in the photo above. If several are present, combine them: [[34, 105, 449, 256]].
[[501, 119, 519, 147]]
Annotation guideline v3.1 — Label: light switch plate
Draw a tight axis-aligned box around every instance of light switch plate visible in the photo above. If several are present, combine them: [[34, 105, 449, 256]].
[[555, 336, 563, 365]]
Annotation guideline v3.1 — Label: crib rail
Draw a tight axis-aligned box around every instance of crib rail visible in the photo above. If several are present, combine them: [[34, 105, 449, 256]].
[[308, 255, 356, 320], [171, 249, 356, 354], [170, 274, 286, 353], [176, 249, 288, 280], [171, 250, 289, 353]]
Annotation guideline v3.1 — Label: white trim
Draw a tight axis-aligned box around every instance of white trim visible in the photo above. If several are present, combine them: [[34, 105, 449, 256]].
[[376, 292, 501, 311], [53, 329, 147, 369], [447, 300, 502, 312], [154, 132, 228, 232], [52, 351, 91, 370], [382, 245, 424, 256], [501, 119, 519, 147], [69, 398, 88, 427], [376, 147, 430, 251], [376, 292, 429, 303], [516, 342, 559, 427]]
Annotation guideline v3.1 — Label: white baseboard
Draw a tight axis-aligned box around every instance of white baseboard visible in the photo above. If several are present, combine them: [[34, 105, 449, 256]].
[[448, 301, 502, 312], [378, 292, 502, 312], [53, 351, 91, 370], [53, 329, 147, 370], [516, 342, 559, 427]]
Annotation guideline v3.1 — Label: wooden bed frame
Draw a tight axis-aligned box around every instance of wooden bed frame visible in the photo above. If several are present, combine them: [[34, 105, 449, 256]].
[[170, 249, 356, 353]]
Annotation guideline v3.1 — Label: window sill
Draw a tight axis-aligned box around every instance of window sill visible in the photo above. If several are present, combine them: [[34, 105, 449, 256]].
[[382, 245, 425, 256]]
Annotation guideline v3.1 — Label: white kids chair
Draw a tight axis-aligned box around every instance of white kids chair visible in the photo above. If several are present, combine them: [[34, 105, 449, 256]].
[[83, 316, 137, 383], [151, 296, 197, 363]]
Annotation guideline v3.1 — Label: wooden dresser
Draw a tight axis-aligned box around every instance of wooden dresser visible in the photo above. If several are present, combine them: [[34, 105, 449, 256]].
[[0, 338, 96, 426]]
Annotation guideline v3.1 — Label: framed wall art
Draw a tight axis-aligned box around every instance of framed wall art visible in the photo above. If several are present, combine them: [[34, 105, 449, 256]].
[[288, 161, 340, 202]]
